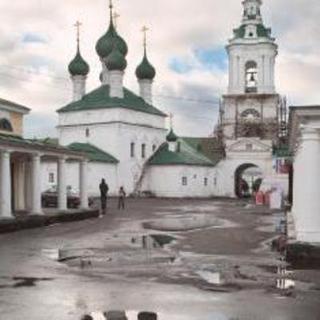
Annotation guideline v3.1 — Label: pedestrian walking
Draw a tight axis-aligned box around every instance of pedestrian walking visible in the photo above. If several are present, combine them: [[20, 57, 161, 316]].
[[99, 178, 109, 215], [118, 186, 126, 210]]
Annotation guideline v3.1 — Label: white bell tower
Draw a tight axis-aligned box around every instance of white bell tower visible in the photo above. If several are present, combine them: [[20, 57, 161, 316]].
[[227, 0, 278, 95], [222, 0, 280, 142]]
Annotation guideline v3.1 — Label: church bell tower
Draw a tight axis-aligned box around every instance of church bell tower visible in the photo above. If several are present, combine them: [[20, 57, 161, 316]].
[[222, 0, 280, 142]]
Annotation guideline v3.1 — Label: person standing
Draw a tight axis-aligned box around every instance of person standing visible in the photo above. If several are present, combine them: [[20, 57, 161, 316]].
[[118, 186, 126, 210], [99, 179, 109, 215]]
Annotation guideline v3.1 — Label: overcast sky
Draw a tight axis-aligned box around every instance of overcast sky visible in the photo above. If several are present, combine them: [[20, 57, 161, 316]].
[[0, 0, 320, 138]]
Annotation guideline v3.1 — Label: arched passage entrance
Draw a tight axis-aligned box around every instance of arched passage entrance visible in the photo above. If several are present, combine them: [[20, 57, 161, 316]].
[[235, 163, 263, 198]]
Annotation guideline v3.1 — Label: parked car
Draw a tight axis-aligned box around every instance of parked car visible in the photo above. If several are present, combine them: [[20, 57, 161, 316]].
[[41, 186, 93, 209]]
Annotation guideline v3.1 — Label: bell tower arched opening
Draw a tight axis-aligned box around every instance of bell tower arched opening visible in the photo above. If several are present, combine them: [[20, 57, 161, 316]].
[[245, 61, 258, 93]]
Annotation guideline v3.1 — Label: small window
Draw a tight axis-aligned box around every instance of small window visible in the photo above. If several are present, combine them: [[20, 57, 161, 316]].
[[182, 177, 188, 186], [214, 177, 217, 186], [204, 178, 208, 186], [49, 173, 55, 183], [130, 143, 135, 158], [85, 128, 90, 138], [141, 144, 146, 158], [152, 144, 157, 152]]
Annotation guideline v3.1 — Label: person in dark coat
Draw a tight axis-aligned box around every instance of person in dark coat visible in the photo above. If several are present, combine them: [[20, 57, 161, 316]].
[[99, 179, 109, 215], [118, 186, 126, 210]]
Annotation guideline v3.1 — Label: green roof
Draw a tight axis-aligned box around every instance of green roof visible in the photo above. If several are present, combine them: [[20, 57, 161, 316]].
[[182, 137, 225, 165], [57, 85, 166, 117], [68, 142, 118, 164], [233, 24, 271, 39], [106, 46, 127, 71], [136, 52, 156, 80], [148, 140, 215, 167], [68, 50, 90, 76], [166, 128, 178, 142], [0, 134, 81, 156]]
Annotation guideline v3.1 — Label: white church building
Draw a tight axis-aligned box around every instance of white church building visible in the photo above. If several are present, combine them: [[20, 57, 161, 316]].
[[40, 0, 289, 199]]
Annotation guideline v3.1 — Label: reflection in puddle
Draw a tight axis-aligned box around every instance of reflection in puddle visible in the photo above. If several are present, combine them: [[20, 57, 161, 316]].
[[82, 311, 158, 320], [42, 248, 60, 261], [196, 270, 222, 285], [81, 311, 233, 320], [276, 266, 295, 290]]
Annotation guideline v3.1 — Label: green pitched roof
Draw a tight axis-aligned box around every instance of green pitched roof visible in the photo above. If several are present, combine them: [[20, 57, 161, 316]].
[[68, 142, 118, 164], [57, 85, 166, 117], [148, 140, 215, 167], [182, 137, 225, 165], [0, 134, 82, 156]]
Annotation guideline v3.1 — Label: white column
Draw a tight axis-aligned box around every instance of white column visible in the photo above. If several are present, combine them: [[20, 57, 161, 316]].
[[31, 153, 42, 215], [293, 126, 320, 242], [15, 160, 25, 211], [58, 157, 67, 211], [109, 70, 124, 98], [138, 79, 153, 105], [24, 159, 32, 211], [72, 75, 86, 102], [79, 160, 89, 209], [0, 150, 12, 218]]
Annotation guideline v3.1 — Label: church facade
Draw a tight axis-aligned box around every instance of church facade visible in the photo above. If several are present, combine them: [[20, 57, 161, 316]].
[[41, 0, 288, 198]]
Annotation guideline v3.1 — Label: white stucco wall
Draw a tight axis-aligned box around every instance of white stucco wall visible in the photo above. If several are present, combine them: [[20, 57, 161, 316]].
[[58, 107, 167, 195], [143, 165, 217, 198]]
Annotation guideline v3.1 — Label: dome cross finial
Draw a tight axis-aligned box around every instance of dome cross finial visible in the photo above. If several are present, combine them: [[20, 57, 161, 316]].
[[108, 0, 114, 22], [142, 25, 149, 53], [113, 11, 120, 30], [74, 20, 82, 51], [169, 113, 174, 129]]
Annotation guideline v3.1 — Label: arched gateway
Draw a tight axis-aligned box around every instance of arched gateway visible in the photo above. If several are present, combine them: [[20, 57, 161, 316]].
[[234, 163, 263, 198]]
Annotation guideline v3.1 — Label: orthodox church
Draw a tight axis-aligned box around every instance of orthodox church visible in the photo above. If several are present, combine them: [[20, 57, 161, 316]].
[[41, 0, 289, 198]]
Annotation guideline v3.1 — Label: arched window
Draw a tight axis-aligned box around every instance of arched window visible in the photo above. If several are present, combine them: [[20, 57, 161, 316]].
[[241, 109, 260, 121], [245, 61, 258, 93], [0, 118, 13, 132]]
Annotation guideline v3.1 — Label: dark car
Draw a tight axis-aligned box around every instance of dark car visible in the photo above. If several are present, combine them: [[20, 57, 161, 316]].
[[41, 186, 92, 209]]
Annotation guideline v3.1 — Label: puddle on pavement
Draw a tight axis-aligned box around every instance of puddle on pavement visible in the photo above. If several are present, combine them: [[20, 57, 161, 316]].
[[81, 310, 231, 320], [0, 276, 53, 289], [138, 234, 176, 249], [196, 270, 222, 285], [143, 214, 224, 232], [42, 248, 61, 261]]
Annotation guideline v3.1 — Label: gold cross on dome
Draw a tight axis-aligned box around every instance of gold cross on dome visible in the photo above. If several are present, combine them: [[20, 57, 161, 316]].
[[169, 113, 174, 128], [113, 12, 120, 29], [74, 20, 82, 46], [141, 25, 149, 48]]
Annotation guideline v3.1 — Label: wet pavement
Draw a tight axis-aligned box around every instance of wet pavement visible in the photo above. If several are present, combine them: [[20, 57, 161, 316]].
[[0, 198, 319, 320]]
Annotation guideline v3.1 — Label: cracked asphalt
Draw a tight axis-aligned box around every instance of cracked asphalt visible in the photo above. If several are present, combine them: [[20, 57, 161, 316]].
[[0, 198, 319, 320]]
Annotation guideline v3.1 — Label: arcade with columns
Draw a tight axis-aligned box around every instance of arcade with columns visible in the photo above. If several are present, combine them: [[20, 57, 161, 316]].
[[0, 97, 90, 219]]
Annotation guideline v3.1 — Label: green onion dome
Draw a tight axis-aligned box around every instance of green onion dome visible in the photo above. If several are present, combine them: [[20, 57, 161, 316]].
[[136, 53, 156, 80], [106, 45, 127, 71], [68, 50, 90, 76], [166, 128, 178, 142], [96, 21, 128, 59]]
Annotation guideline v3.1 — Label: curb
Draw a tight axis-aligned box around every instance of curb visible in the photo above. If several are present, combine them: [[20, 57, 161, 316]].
[[0, 210, 100, 234]]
